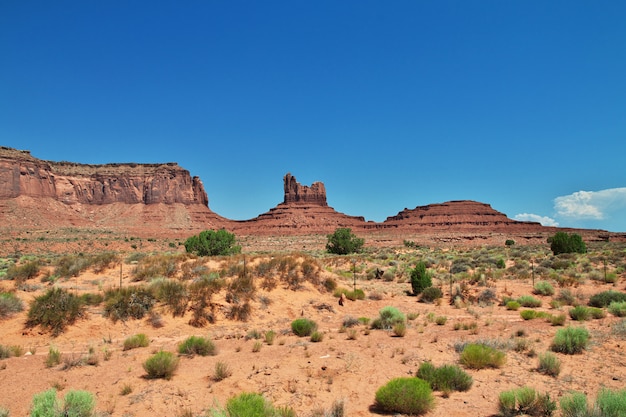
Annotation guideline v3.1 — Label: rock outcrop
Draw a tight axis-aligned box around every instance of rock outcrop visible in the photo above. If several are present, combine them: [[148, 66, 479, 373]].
[[283, 173, 327, 206], [0, 147, 208, 205]]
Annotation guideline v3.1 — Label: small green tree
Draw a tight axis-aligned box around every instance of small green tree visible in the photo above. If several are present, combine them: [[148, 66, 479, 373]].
[[548, 232, 586, 255], [184, 229, 241, 256], [325, 228, 364, 255], [410, 261, 432, 296]]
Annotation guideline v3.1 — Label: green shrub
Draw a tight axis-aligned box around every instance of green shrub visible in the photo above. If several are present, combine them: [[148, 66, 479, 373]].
[[417, 362, 473, 392], [371, 306, 406, 330], [459, 343, 506, 369], [30, 388, 59, 417], [521, 310, 538, 320], [6, 260, 40, 281], [103, 286, 155, 322], [393, 322, 407, 337], [79, 293, 103, 306], [62, 390, 95, 417], [226, 392, 277, 417], [548, 313, 566, 326], [420, 286, 443, 303], [533, 281, 555, 296], [0, 292, 24, 318], [608, 301, 626, 317], [569, 305, 591, 321], [325, 228, 364, 255], [498, 386, 556, 417], [123, 334, 149, 351], [588, 290, 626, 308], [374, 377, 434, 415], [537, 352, 560, 377], [518, 295, 542, 308], [184, 229, 241, 256], [213, 361, 232, 382], [150, 278, 188, 317], [549, 232, 586, 255], [595, 387, 626, 417], [559, 392, 589, 417], [310, 331, 324, 343], [589, 307, 606, 319], [345, 289, 365, 301], [29, 389, 96, 417], [178, 336, 216, 356], [551, 326, 589, 354], [45, 346, 62, 368], [26, 288, 85, 336], [291, 318, 317, 337], [410, 261, 432, 296], [0, 345, 12, 359], [506, 301, 520, 311], [143, 351, 179, 379]]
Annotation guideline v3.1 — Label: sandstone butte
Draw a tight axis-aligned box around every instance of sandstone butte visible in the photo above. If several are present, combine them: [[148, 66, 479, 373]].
[[1, 146, 622, 251]]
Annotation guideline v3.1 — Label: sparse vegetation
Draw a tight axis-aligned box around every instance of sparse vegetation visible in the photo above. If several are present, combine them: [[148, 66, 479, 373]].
[[374, 377, 434, 415], [551, 326, 590, 354], [371, 306, 405, 330], [498, 386, 556, 417], [123, 333, 149, 351], [184, 229, 241, 256], [26, 288, 85, 336], [291, 318, 318, 337], [325, 228, 364, 255], [178, 335, 217, 356], [537, 352, 561, 377], [0, 292, 24, 318], [29, 388, 95, 417], [417, 362, 473, 393], [459, 343, 506, 369], [143, 350, 180, 379]]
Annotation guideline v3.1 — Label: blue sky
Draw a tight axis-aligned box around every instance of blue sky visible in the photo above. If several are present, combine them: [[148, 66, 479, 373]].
[[2, 1, 625, 232]]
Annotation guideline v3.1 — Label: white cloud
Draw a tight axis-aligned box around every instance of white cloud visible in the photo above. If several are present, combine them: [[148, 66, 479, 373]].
[[514, 213, 559, 227], [554, 188, 626, 220]]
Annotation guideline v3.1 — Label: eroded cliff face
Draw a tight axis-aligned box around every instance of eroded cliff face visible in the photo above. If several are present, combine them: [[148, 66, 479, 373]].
[[0, 147, 208, 206], [283, 173, 327, 206]]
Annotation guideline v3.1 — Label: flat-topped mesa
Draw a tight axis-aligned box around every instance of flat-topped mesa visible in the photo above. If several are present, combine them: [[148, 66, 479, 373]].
[[283, 173, 327, 206], [0, 147, 208, 206]]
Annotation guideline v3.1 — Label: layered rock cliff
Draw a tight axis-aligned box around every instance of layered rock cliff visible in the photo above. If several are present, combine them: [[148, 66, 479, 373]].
[[0, 147, 208, 205]]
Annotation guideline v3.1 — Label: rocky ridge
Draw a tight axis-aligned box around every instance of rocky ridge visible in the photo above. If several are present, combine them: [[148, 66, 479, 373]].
[[0, 147, 620, 248]]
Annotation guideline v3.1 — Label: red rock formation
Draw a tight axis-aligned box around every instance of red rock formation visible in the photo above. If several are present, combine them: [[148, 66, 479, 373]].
[[283, 173, 327, 205]]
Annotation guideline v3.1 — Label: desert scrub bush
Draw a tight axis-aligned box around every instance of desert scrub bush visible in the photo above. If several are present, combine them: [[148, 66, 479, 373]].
[[54, 254, 93, 278], [416, 362, 473, 393], [410, 261, 432, 296], [520, 310, 550, 320], [498, 386, 556, 417], [459, 343, 506, 369], [506, 301, 521, 311], [608, 301, 626, 317], [556, 289, 576, 306], [178, 336, 216, 356], [6, 259, 40, 281], [595, 387, 626, 417], [559, 392, 589, 417], [551, 326, 589, 354], [374, 377, 434, 415], [103, 286, 155, 322], [213, 361, 232, 382], [549, 313, 566, 326], [371, 306, 406, 330], [0, 345, 12, 359], [569, 305, 591, 321], [0, 291, 24, 318], [264, 330, 276, 345], [123, 333, 149, 351], [420, 286, 443, 303], [30, 388, 95, 417], [325, 227, 364, 255], [392, 322, 407, 337], [89, 252, 118, 273], [291, 318, 317, 337], [533, 281, 555, 296], [150, 278, 188, 317], [45, 346, 62, 368], [143, 350, 179, 379], [26, 288, 85, 336], [184, 229, 242, 256], [517, 295, 542, 308], [188, 274, 223, 327], [588, 290, 626, 308], [132, 253, 181, 281], [549, 231, 586, 255], [537, 352, 561, 377], [0, 407, 8, 417], [310, 331, 324, 342], [223, 392, 288, 417]]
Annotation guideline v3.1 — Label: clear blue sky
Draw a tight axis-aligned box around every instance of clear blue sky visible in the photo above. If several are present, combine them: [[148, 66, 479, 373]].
[[2, 1, 625, 232]]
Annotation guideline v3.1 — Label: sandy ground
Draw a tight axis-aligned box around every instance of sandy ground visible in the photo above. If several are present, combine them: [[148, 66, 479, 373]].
[[1, 258, 625, 417]]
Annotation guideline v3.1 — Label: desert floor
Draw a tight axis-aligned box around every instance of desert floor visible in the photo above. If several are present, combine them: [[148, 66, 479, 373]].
[[1, 241, 625, 417]]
